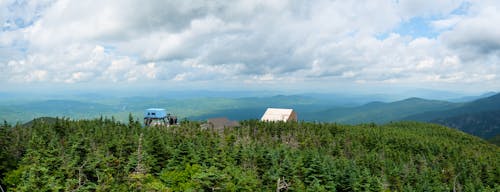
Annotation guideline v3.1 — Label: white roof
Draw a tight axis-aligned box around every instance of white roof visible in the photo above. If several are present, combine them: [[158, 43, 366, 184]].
[[261, 108, 295, 122], [146, 108, 166, 111]]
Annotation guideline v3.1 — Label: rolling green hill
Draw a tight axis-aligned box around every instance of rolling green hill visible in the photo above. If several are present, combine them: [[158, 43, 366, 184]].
[[299, 93, 500, 141], [489, 134, 500, 146], [22, 117, 58, 127], [308, 97, 462, 124], [405, 93, 500, 121], [1, 118, 498, 191], [403, 93, 500, 140]]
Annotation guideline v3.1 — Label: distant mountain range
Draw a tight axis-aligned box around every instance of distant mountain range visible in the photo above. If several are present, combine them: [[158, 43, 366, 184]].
[[447, 91, 498, 102], [305, 97, 462, 124], [404, 93, 500, 121], [306, 93, 500, 141], [1, 91, 499, 144], [404, 93, 500, 140], [0, 100, 117, 123]]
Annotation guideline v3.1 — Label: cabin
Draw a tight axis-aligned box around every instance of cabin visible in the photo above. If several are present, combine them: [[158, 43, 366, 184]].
[[260, 108, 297, 122], [207, 117, 240, 130]]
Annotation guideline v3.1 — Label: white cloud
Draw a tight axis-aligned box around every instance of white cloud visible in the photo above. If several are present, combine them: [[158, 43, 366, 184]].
[[416, 58, 435, 70], [0, 0, 499, 92], [440, 1, 500, 55], [102, 57, 160, 82], [25, 69, 48, 82], [396, 0, 465, 19], [431, 15, 463, 30]]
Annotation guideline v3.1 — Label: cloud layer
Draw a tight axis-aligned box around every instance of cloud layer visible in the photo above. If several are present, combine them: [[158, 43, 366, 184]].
[[1, 0, 499, 92]]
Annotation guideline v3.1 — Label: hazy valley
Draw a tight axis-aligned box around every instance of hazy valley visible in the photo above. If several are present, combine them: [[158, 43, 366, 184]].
[[1, 91, 499, 144]]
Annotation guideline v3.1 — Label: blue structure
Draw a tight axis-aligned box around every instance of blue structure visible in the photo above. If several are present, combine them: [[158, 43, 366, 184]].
[[144, 108, 167, 126], [144, 108, 167, 119]]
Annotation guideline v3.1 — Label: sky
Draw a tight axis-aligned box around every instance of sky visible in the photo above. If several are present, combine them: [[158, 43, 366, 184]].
[[0, 0, 499, 95]]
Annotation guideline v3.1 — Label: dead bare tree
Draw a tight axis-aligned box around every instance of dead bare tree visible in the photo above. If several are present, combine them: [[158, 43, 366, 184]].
[[276, 177, 289, 192], [77, 160, 87, 189], [134, 133, 146, 175], [453, 172, 462, 192]]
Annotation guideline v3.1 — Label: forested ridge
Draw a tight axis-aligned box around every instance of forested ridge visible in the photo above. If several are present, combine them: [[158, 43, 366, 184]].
[[0, 117, 499, 191]]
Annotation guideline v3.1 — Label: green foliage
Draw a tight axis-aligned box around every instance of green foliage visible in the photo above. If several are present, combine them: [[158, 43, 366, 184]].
[[1, 117, 499, 191]]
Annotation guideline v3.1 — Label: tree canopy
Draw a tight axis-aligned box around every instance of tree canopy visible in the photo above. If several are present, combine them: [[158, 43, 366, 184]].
[[0, 117, 498, 191]]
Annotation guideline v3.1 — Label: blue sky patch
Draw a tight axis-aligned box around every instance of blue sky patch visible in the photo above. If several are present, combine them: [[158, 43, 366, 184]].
[[393, 17, 440, 38], [376, 17, 441, 40]]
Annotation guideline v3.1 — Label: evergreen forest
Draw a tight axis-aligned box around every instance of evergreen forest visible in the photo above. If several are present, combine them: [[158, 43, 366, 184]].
[[0, 116, 499, 191]]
